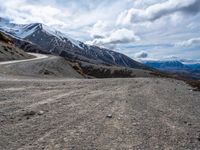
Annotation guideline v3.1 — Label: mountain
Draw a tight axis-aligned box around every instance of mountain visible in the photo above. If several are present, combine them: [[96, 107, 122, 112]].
[[144, 60, 187, 71], [0, 17, 149, 70], [144, 60, 200, 80]]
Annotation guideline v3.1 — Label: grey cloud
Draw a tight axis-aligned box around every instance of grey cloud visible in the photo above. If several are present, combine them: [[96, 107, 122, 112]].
[[93, 35, 105, 39], [175, 37, 200, 47], [134, 51, 149, 58], [118, 0, 200, 24], [182, 0, 200, 14]]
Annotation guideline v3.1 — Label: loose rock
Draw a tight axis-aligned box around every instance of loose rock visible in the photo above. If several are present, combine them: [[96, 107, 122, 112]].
[[106, 114, 112, 118], [38, 111, 44, 115], [24, 111, 36, 117]]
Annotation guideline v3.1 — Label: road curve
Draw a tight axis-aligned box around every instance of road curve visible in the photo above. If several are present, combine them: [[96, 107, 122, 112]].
[[0, 53, 48, 65]]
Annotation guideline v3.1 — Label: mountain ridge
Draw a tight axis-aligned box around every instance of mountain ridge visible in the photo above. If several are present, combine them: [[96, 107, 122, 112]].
[[0, 17, 151, 70], [144, 60, 200, 80]]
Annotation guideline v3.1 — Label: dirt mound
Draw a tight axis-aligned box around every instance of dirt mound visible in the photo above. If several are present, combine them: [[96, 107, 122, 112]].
[[0, 55, 83, 78]]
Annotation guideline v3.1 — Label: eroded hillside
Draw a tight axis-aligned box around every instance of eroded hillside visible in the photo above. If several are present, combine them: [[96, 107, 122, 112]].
[[0, 32, 33, 61]]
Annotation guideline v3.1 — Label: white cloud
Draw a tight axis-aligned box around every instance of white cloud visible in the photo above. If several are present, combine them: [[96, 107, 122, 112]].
[[88, 20, 108, 39], [175, 37, 200, 47], [0, 0, 70, 27], [117, 0, 200, 24], [86, 28, 140, 46]]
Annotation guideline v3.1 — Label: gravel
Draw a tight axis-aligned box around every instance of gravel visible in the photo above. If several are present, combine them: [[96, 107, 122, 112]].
[[0, 77, 200, 149]]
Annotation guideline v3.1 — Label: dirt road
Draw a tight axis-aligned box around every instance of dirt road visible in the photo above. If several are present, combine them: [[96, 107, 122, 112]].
[[0, 53, 48, 65], [0, 77, 200, 150]]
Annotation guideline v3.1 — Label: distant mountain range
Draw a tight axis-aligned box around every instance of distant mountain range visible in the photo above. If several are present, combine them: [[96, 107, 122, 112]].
[[0, 17, 149, 70], [144, 60, 200, 80]]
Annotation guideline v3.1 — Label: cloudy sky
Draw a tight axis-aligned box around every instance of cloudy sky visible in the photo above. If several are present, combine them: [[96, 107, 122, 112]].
[[0, 0, 200, 60]]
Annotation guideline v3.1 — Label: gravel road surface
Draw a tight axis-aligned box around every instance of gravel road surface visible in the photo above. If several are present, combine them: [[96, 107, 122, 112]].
[[0, 77, 200, 150]]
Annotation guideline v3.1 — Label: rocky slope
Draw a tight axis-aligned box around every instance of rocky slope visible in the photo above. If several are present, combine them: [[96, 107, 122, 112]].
[[0, 32, 33, 61]]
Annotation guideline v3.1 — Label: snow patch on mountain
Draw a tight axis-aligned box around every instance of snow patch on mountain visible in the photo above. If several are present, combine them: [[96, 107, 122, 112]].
[[40, 24, 83, 49], [0, 20, 38, 38]]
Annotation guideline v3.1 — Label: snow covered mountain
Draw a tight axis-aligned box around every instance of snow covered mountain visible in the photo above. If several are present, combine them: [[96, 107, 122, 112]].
[[144, 60, 187, 70], [0, 17, 149, 70], [144, 60, 200, 79]]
